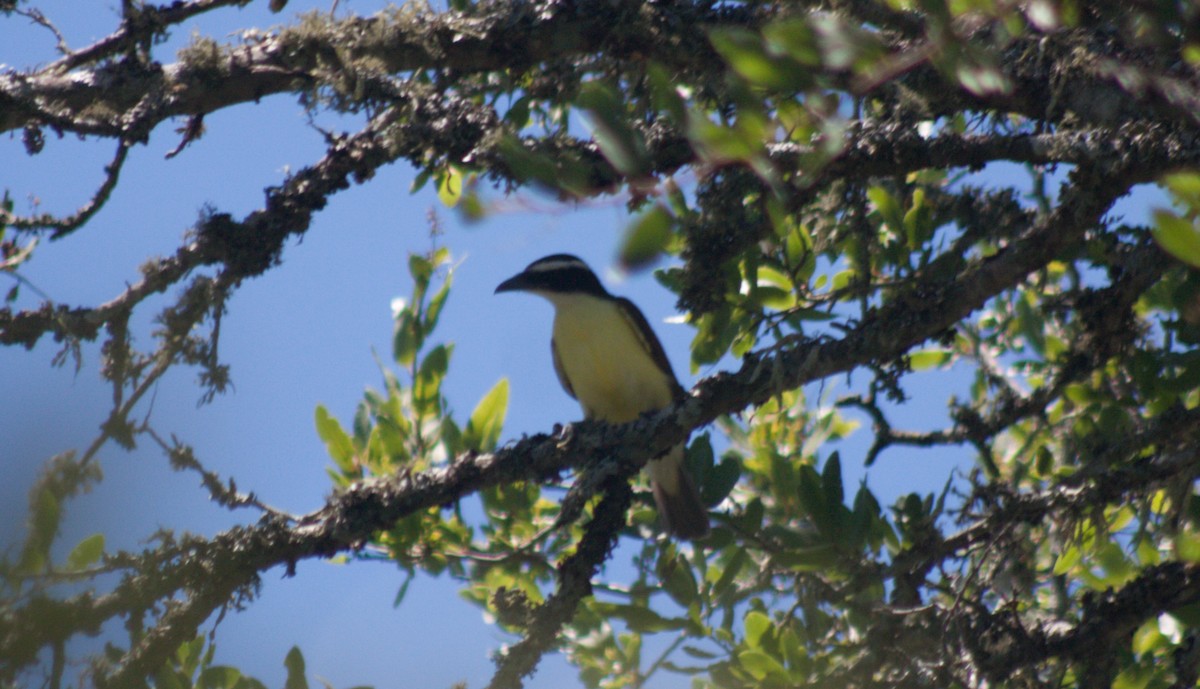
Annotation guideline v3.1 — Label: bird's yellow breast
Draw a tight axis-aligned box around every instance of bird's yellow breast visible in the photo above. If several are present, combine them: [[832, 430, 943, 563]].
[[550, 294, 675, 423]]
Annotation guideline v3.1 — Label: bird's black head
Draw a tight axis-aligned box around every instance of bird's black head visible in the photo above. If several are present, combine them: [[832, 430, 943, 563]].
[[495, 254, 609, 297]]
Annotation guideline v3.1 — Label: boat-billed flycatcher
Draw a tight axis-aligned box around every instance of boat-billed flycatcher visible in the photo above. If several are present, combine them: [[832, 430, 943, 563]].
[[495, 254, 710, 540]]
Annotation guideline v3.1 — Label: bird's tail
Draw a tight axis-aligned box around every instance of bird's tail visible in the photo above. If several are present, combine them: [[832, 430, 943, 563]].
[[648, 445, 710, 540]]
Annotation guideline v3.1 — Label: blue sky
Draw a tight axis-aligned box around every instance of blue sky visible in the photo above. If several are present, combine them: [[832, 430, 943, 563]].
[[0, 3, 1173, 688], [0, 4, 724, 686]]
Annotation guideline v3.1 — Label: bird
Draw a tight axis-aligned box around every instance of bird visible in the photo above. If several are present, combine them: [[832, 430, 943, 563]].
[[495, 254, 710, 540]]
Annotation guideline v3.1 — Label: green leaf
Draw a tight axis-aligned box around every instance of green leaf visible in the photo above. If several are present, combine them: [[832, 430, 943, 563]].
[[414, 344, 452, 414], [762, 18, 820, 65], [645, 62, 686, 122], [441, 417, 463, 457], [822, 452, 843, 508], [950, 51, 1012, 96], [710, 28, 805, 90], [17, 487, 60, 574], [618, 205, 674, 271], [503, 95, 531, 127], [702, 453, 741, 506], [409, 253, 434, 288], [1094, 540, 1134, 583], [903, 187, 934, 248], [1132, 618, 1167, 656], [577, 82, 648, 175], [909, 348, 953, 371], [1163, 171, 1200, 204], [392, 310, 421, 366], [743, 610, 772, 648], [796, 465, 826, 526], [66, 533, 105, 570], [1113, 664, 1154, 689], [436, 165, 464, 208], [660, 552, 699, 607], [393, 571, 415, 608], [424, 278, 452, 335], [1153, 210, 1200, 269], [495, 136, 560, 188], [1176, 530, 1200, 563], [850, 484, 882, 547], [155, 668, 186, 689], [867, 186, 904, 233], [682, 645, 719, 660], [284, 647, 308, 689], [771, 543, 839, 572], [178, 636, 205, 677], [463, 378, 509, 452], [685, 433, 715, 474], [810, 12, 878, 70], [199, 666, 244, 689], [688, 116, 762, 163], [710, 548, 748, 598], [410, 168, 433, 193], [315, 406, 356, 471], [592, 603, 683, 632], [737, 649, 788, 681], [690, 306, 736, 370], [751, 267, 797, 310]]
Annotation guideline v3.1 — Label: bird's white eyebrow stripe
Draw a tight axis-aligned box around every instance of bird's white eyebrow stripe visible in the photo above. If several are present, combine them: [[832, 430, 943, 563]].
[[527, 258, 589, 272]]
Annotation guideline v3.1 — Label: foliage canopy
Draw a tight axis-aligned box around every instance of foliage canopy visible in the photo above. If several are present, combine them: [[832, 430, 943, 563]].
[[5, 1, 1200, 688]]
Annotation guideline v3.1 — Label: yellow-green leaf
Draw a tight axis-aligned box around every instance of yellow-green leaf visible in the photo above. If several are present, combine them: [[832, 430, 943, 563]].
[[1176, 529, 1200, 563], [66, 533, 105, 570], [437, 165, 464, 208], [463, 378, 509, 452], [910, 348, 953, 371], [867, 186, 904, 232], [737, 649, 788, 681], [1153, 210, 1200, 269], [315, 406, 355, 471], [744, 610, 771, 648]]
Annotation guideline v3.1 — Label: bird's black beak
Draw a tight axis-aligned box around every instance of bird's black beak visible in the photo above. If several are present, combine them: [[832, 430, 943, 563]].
[[495, 272, 529, 294]]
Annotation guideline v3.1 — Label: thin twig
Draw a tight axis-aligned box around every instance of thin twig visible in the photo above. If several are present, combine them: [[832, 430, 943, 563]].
[[0, 139, 132, 239]]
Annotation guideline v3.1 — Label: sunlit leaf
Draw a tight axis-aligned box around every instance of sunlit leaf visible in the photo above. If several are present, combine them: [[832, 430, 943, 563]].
[[463, 378, 509, 452], [1176, 530, 1200, 563], [66, 533, 105, 571], [1153, 210, 1200, 269], [910, 348, 953, 371], [315, 405, 356, 471], [737, 649, 788, 681], [743, 610, 771, 648], [436, 165, 464, 208]]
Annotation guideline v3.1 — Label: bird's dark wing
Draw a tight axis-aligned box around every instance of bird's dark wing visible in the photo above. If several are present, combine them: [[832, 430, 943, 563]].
[[550, 336, 577, 401], [614, 297, 687, 400]]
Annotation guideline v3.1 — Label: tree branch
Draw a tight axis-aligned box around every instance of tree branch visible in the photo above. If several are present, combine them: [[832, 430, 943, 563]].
[[0, 0, 760, 136], [487, 477, 632, 689], [2, 130, 1155, 682]]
